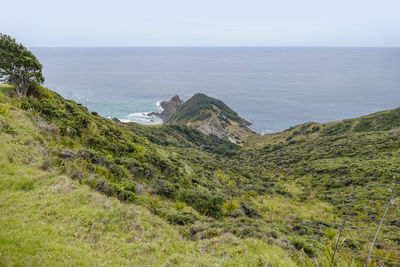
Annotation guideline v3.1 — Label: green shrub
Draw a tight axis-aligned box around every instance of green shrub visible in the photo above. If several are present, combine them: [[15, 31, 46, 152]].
[[175, 200, 186, 211], [153, 180, 177, 197], [322, 122, 352, 136], [291, 237, 318, 257], [0, 122, 16, 134], [343, 238, 359, 249], [223, 201, 240, 215], [167, 212, 196, 225], [28, 98, 66, 119], [353, 119, 373, 132], [324, 228, 337, 241], [0, 103, 11, 117], [311, 126, 320, 133], [180, 188, 225, 218], [27, 84, 54, 99]]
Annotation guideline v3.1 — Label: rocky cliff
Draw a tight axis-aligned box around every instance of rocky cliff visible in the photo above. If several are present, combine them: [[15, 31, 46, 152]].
[[150, 95, 183, 121]]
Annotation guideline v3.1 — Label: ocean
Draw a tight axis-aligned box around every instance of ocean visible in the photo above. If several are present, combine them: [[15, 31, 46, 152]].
[[31, 47, 400, 134]]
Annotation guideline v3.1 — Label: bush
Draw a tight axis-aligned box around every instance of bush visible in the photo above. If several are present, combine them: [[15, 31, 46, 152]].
[[153, 180, 177, 197], [0, 122, 16, 134], [167, 212, 196, 225], [180, 188, 225, 218], [28, 98, 66, 120], [311, 126, 320, 133], [343, 238, 359, 249], [27, 84, 54, 99], [322, 122, 352, 136], [223, 201, 240, 215], [175, 200, 186, 211], [353, 119, 374, 132], [324, 228, 337, 241], [291, 237, 318, 257]]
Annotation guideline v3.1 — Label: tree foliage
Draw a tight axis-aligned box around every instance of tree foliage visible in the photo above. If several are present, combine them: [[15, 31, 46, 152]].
[[0, 33, 44, 98]]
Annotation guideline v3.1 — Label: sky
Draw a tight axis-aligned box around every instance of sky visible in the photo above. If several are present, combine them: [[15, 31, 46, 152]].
[[1, 0, 400, 47]]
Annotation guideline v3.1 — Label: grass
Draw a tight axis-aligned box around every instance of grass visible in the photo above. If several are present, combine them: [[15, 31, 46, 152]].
[[0, 87, 297, 266], [0, 149, 296, 266], [257, 195, 335, 222], [1, 84, 400, 265]]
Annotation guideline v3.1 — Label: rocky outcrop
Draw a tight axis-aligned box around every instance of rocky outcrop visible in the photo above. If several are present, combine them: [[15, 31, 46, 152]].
[[194, 113, 253, 144], [153, 93, 254, 144], [150, 95, 183, 121]]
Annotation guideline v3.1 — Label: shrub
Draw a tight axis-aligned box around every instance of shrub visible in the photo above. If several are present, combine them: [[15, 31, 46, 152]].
[[343, 238, 359, 249], [322, 122, 352, 136], [153, 180, 176, 197], [40, 159, 53, 171], [0, 103, 11, 117], [223, 201, 240, 215], [180, 187, 225, 218], [167, 212, 196, 225], [311, 125, 320, 133], [0, 122, 16, 134], [324, 228, 337, 241], [353, 119, 373, 132], [27, 84, 54, 99], [175, 200, 186, 211], [29, 98, 66, 119], [291, 237, 318, 257]]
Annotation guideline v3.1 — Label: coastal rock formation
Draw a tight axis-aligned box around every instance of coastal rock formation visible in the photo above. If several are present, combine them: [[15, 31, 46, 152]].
[[153, 93, 253, 144], [150, 95, 183, 121]]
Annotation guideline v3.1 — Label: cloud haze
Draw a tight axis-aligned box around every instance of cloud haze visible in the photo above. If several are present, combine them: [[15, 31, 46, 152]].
[[2, 0, 400, 47]]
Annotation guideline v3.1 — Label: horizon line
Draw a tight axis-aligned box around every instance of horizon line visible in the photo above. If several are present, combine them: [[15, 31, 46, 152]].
[[29, 45, 400, 49]]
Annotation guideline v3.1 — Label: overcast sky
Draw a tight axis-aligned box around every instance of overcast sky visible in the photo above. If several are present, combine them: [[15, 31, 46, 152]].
[[2, 0, 400, 47]]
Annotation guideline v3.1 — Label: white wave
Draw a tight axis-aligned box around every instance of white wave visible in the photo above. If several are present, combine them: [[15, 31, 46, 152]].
[[156, 101, 164, 110], [261, 129, 277, 135], [121, 112, 163, 125]]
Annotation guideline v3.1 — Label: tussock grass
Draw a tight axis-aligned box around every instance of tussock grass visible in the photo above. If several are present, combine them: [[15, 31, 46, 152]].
[[1, 85, 400, 265], [0, 158, 296, 266], [0, 98, 296, 266]]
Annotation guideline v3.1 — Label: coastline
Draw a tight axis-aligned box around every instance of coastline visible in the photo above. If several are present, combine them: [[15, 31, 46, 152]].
[[116, 100, 165, 125]]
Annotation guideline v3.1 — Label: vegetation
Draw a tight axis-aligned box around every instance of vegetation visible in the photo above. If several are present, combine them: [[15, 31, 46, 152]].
[[2, 83, 400, 265], [169, 93, 244, 125], [123, 123, 240, 156], [164, 93, 252, 144], [1, 40, 400, 266], [0, 34, 44, 98]]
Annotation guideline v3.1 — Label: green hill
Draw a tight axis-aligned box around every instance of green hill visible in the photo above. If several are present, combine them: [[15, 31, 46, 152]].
[[246, 107, 400, 148], [166, 93, 253, 144], [168, 93, 243, 124], [1, 83, 400, 266]]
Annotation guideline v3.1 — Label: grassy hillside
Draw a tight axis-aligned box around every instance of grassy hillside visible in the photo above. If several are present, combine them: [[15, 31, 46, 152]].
[[121, 122, 240, 156], [243, 108, 400, 265], [0, 84, 298, 266], [0, 145, 295, 266], [1, 83, 399, 266], [245, 107, 400, 148]]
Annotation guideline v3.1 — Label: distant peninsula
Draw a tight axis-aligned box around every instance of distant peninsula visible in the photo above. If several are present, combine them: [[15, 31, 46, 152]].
[[149, 93, 253, 144]]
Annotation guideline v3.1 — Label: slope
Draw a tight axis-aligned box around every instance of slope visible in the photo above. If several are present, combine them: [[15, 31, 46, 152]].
[[166, 93, 253, 144], [0, 84, 297, 266]]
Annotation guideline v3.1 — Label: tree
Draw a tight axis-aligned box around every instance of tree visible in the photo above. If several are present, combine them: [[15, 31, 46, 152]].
[[0, 33, 44, 98]]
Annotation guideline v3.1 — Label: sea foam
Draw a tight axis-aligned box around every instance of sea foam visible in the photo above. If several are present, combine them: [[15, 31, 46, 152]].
[[120, 111, 162, 125]]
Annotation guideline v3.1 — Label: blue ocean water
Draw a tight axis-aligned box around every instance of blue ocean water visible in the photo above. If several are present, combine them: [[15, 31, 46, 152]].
[[31, 47, 400, 134]]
